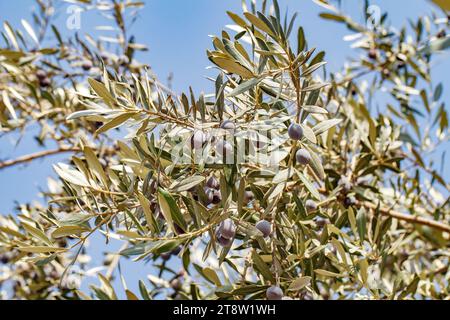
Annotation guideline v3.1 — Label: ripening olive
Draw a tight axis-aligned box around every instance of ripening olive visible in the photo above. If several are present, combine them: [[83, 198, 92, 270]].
[[161, 252, 171, 261], [206, 176, 220, 190], [36, 70, 47, 81], [171, 246, 182, 256], [296, 149, 311, 165], [266, 286, 283, 300], [288, 123, 304, 140], [39, 77, 51, 88], [368, 48, 378, 60], [220, 120, 236, 130], [81, 60, 93, 71], [344, 196, 356, 207], [0, 253, 9, 264], [211, 190, 222, 205], [218, 219, 236, 239], [305, 199, 318, 212], [174, 224, 186, 235], [191, 131, 206, 149], [217, 234, 233, 247], [204, 188, 215, 205], [256, 220, 272, 238], [170, 278, 183, 291], [244, 190, 254, 204]]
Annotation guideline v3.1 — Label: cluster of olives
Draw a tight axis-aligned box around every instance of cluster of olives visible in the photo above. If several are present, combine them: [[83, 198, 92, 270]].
[[190, 121, 236, 160], [190, 176, 221, 206], [216, 219, 236, 247], [288, 123, 312, 166], [36, 70, 50, 88], [338, 177, 356, 208]]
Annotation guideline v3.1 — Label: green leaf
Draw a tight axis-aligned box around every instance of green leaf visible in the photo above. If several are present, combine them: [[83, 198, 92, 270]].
[[251, 250, 275, 282], [158, 188, 187, 233], [169, 175, 205, 193], [288, 276, 311, 291], [203, 267, 222, 286], [96, 112, 137, 135], [228, 77, 263, 97], [51, 226, 89, 239], [313, 119, 342, 135], [297, 171, 321, 200], [88, 78, 116, 107], [53, 163, 91, 187]]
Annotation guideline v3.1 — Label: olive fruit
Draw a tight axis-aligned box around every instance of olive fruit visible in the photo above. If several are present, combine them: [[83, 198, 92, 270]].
[[161, 252, 171, 261], [171, 246, 182, 256], [204, 188, 214, 205], [296, 149, 311, 165], [81, 60, 93, 71], [305, 199, 318, 212], [316, 218, 329, 228], [206, 176, 220, 190], [220, 120, 236, 130], [344, 196, 356, 207], [244, 190, 254, 204], [437, 29, 446, 38], [39, 77, 51, 88], [255, 220, 272, 238], [368, 48, 378, 60], [217, 234, 233, 247], [0, 253, 10, 264], [211, 190, 222, 205], [266, 286, 283, 300], [174, 224, 186, 235], [288, 123, 303, 140], [36, 70, 47, 81], [170, 278, 183, 291], [191, 131, 206, 149], [218, 219, 236, 239]]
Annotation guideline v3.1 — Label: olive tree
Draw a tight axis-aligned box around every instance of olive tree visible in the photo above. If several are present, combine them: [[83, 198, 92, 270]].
[[0, 0, 449, 300]]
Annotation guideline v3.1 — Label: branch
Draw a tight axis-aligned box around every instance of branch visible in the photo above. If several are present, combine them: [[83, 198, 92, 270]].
[[316, 187, 450, 233], [0, 147, 80, 171], [362, 201, 450, 234]]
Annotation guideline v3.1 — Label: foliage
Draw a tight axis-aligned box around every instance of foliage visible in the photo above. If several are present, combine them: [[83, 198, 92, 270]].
[[0, 0, 449, 300]]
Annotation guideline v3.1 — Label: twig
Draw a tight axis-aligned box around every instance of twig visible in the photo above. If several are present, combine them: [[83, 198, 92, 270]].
[[315, 187, 450, 233], [362, 201, 450, 234], [0, 147, 81, 171]]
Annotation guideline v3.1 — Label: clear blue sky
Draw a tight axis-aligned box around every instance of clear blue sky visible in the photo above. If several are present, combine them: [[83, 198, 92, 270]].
[[1, 0, 448, 297]]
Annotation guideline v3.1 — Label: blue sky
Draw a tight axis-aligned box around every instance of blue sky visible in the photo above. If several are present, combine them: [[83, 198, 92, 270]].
[[1, 0, 449, 297]]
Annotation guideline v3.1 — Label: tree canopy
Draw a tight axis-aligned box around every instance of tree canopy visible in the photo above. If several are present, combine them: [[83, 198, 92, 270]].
[[0, 0, 449, 300]]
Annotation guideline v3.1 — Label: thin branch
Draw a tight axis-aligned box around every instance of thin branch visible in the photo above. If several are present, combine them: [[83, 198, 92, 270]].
[[316, 187, 450, 233], [362, 201, 450, 234], [0, 147, 80, 171]]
